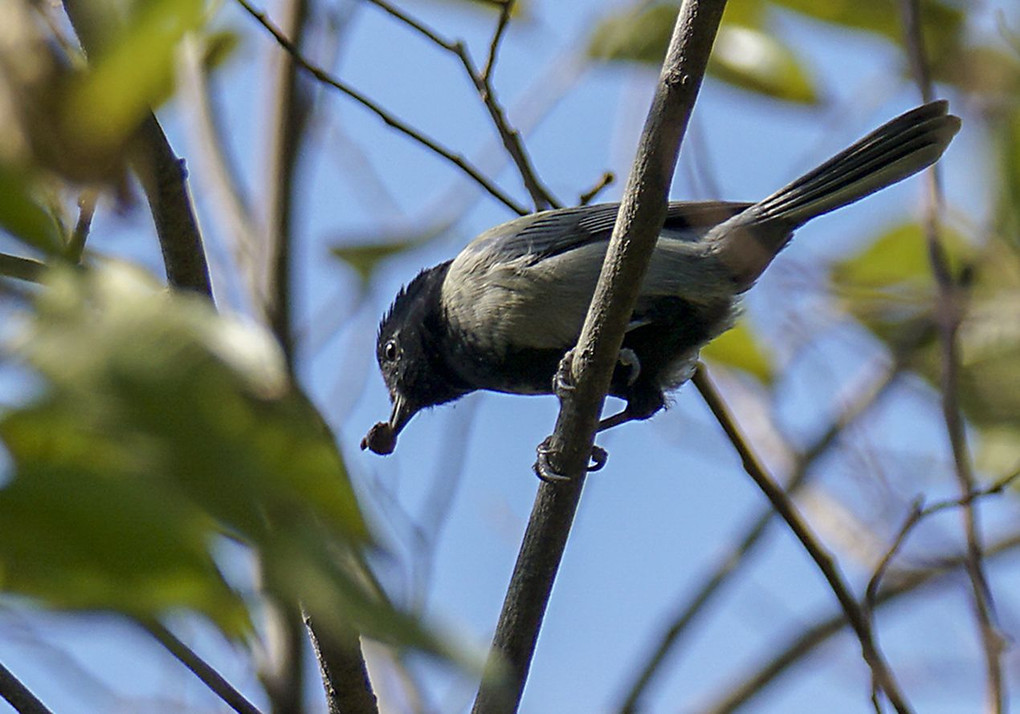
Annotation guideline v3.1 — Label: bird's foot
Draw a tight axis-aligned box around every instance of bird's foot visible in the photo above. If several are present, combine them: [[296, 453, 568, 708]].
[[533, 436, 608, 483]]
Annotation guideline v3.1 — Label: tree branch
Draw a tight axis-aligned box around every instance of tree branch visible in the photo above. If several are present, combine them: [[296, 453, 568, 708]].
[[60, 0, 214, 300], [363, 0, 558, 210], [471, 2, 728, 711], [235, 0, 528, 216], [701, 529, 1020, 713], [618, 343, 911, 711], [692, 365, 912, 713], [143, 621, 262, 714], [0, 661, 52, 714], [898, 2, 1005, 710], [0, 253, 46, 283], [305, 618, 378, 714]]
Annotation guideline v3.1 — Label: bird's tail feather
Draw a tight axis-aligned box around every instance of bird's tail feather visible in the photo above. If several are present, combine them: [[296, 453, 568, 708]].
[[709, 101, 960, 289], [754, 100, 960, 226]]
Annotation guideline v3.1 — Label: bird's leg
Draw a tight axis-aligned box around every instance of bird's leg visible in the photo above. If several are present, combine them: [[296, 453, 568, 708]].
[[598, 380, 666, 433], [537, 347, 614, 482]]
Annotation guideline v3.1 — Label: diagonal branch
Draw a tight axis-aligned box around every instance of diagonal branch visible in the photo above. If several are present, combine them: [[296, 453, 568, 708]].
[[471, 2, 728, 711], [0, 661, 52, 714], [235, 0, 528, 216], [702, 528, 1020, 714], [61, 0, 214, 300], [143, 621, 262, 714], [363, 0, 559, 210], [692, 365, 912, 713], [618, 341, 912, 711]]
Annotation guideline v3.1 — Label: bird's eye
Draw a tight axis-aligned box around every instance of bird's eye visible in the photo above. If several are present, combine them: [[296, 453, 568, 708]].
[[383, 339, 399, 362]]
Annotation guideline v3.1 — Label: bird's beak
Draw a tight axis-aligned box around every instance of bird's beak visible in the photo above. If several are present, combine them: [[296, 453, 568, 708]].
[[388, 392, 416, 437], [361, 392, 418, 455]]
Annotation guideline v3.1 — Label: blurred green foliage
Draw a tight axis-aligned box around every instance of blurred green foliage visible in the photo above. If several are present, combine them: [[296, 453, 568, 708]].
[[0, 0, 1018, 683]]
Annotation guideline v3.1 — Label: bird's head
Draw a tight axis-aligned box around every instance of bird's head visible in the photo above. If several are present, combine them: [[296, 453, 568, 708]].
[[362, 262, 465, 455]]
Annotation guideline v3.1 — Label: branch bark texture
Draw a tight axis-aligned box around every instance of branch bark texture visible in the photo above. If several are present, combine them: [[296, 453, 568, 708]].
[[472, 2, 727, 712]]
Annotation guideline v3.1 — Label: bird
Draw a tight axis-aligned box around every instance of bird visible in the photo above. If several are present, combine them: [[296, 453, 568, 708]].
[[361, 100, 960, 467]]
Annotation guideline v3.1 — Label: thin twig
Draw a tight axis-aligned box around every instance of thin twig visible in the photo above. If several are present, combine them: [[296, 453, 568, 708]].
[[61, 0, 214, 300], [701, 529, 1020, 714], [865, 470, 1020, 617], [471, 3, 728, 711], [898, 1, 1005, 710], [578, 172, 614, 205], [178, 36, 262, 307], [692, 365, 912, 714], [235, 0, 527, 216], [618, 331, 923, 711], [481, 2, 512, 82], [65, 190, 96, 263], [305, 617, 379, 714], [0, 660, 52, 714], [143, 621, 262, 714], [0, 253, 46, 283], [258, 0, 310, 708], [362, 0, 558, 210]]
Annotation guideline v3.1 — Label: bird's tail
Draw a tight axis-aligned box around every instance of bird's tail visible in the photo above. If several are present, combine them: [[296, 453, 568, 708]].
[[710, 100, 960, 288]]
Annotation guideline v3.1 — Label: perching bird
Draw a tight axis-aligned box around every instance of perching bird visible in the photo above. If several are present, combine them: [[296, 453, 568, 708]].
[[362, 101, 960, 459]]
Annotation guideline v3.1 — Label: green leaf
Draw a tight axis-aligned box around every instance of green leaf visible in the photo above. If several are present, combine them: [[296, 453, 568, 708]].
[[832, 222, 971, 289], [588, 2, 817, 104], [0, 167, 63, 255], [66, 0, 207, 150], [997, 106, 1020, 247], [0, 407, 250, 636], [588, 3, 678, 66], [0, 264, 383, 638], [332, 240, 421, 285], [709, 24, 818, 104], [769, 0, 964, 54], [701, 320, 774, 383]]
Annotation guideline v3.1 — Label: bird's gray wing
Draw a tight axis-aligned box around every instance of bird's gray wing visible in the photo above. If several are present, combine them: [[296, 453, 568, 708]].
[[442, 201, 750, 351], [458, 201, 751, 265]]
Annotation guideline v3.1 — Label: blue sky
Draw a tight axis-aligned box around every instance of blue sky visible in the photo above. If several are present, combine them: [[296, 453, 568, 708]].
[[3, 0, 1019, 712]]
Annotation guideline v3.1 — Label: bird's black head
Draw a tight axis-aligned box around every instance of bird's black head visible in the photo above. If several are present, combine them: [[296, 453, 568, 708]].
[[362, 261, 467, 455]]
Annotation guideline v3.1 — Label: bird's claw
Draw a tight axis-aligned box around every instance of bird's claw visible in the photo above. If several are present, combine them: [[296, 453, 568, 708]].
[[533, 437, 608, 482]]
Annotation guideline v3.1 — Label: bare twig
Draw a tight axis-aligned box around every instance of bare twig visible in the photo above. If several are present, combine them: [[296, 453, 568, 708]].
[[692, 365, 912, 713], [0, 253, 46, 283], [263, 0, 309, 365], [131, 114, 216, 298], [865, 470, 1020, 617], [305, 618, 379, 714], [0, 660, 52, 714], [480, 1, 512, 83], [362, 0, 558, 210], [235, 0, 527, 216], [256, 0, 311, 709], [702, 529, 1020, 714], [471, 3, 728, 712], [579, 172, 615, 205], [899, 1, 1005, 710], [618, 331, 922, 711], [178, 36, 262, 307], [65, 190, 96, 263], [143, 621, 262, 714], [60, 1, 213, 299]]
